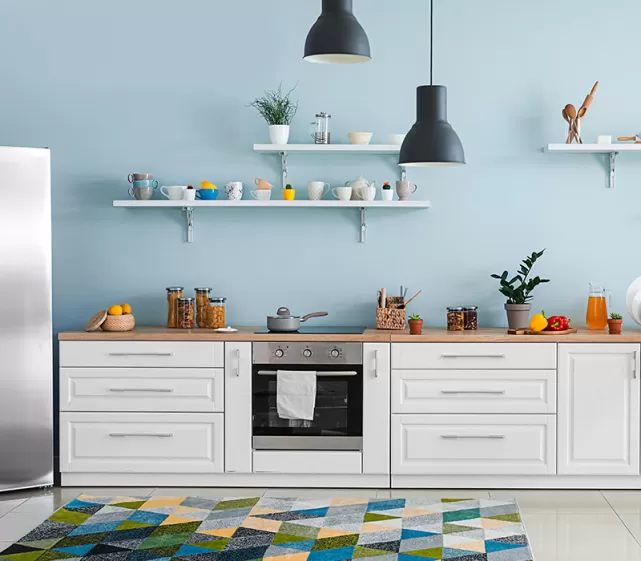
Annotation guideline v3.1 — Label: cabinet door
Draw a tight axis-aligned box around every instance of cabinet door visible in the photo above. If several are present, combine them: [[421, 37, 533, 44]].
[[362, 343, 390, 474], [224, 342, 252, 473], [558, 343, 640, 475]]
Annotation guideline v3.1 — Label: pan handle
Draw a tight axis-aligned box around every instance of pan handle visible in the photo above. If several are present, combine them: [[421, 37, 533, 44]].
[[301, 312, 329, 322]]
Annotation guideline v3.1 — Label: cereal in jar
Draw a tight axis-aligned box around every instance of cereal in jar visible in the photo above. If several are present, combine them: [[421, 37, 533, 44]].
[[177, 297, 195, 329], [166, 287, 184, 328], [447, 307, 465, 331], [195, 287, 212, 328], [208, 297, 226, 329]]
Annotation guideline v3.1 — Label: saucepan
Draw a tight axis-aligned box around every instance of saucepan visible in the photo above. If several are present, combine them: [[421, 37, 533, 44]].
[[266, 307, 328, 332]]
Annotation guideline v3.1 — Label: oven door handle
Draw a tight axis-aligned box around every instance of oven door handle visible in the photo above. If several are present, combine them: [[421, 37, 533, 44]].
[[256, 370, 358, 377]]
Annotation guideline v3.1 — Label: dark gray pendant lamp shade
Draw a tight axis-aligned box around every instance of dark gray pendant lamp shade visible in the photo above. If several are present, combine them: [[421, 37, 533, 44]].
[[399, 0, 465, 166], [304, 0, 371, 64]]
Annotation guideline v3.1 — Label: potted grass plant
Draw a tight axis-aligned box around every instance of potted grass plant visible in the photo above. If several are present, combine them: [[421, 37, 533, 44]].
[[249, 83, 299, 145], [491, 249, 550, 329]]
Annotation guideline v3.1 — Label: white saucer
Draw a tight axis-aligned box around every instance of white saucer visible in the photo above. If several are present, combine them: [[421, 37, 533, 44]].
[[214, 327, 238, 332]]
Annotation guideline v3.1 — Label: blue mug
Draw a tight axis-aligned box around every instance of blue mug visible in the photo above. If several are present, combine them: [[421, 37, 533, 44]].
[[197, 189, 218, 200], [133, 179, 158, 188]]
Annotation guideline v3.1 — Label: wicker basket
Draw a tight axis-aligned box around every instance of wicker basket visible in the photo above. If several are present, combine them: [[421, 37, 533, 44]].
[[376, 296, 406, 330], [101, 314, 135, 332]]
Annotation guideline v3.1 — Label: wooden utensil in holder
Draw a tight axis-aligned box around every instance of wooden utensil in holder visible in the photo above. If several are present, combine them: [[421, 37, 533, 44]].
[[376, 296, 406, 330]]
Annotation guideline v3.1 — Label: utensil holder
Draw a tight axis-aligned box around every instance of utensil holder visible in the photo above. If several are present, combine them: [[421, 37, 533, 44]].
[[566, 118, 582, 144], [376, 296, 406, 330]]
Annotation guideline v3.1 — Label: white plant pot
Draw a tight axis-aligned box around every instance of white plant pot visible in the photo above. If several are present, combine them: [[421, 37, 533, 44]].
[[381, 190, 394, 201], [269, 125, 290, 145]]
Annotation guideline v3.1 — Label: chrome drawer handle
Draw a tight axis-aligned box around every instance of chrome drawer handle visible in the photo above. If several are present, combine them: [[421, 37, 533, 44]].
[[109, 388, 174, 393], [257, 370, 358, 377], [440, 390, 506, 395], [109, 433, 173, 438], [374, 349, 379, 378], [235, 348, 241, 377], [441, 434, 506, 440], [441, 354, 506, 359], [108, 352, 174, 357]]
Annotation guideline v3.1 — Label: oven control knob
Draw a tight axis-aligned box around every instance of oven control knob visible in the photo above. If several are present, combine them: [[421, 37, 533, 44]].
[[330, 348, 340, 358], [303, 348, 313, 358], [274, 349, 285, 358]]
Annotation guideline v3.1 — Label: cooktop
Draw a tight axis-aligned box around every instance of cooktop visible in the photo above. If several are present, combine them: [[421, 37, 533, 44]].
[[254, 326, 367, 334]]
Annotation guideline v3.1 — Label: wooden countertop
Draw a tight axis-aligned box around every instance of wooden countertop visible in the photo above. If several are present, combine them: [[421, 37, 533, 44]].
[[58, 326, 641, 343]]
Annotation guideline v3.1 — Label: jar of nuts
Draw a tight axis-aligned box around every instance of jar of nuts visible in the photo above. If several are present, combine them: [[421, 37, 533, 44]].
[[176, 297, 195, 329], [447, 307, 465, 331], [208, 297, 226, 329], [195, 287, 212, 328], [166, 287, 184, 328], [463, 306, 478, 330]]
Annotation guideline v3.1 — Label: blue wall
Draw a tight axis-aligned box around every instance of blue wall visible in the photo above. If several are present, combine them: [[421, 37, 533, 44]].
[[1, 0, 641, 331]]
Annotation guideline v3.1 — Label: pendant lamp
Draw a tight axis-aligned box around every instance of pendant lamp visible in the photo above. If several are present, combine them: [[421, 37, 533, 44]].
[[304, 0, 371, 64], [399, 0, 464, 166]]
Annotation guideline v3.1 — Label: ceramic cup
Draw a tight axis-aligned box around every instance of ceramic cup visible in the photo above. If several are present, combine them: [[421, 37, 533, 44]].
[[225, 181, 243, 200], [332, 186, 352, 201], [255, 177, 273, 190], [183, 189, 196, 201], [160, 185, 187, 200], [347, 132, 373, 145], [358, 186, 376, 201], [196, 189, 218, 200], [388, 134, 406, 146], [597, 135, 612, 144], [133, 179, 158, 188], [308, 181, 330, 200], [128, 173, 153, 183], [129, 186, 154, 200], [251, 190, 272, 201], [381, 189, 394, 201], [396, 180, 418, 201]]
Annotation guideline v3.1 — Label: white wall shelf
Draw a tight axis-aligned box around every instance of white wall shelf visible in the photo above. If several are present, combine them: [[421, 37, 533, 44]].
[[253, 143, 406, 189], [544, 143, 641, 189], [113, 199, 431, 244]]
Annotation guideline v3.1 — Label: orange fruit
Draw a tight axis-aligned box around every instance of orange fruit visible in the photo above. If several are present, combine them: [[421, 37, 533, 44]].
[[107, 305, 123, 316], [121, 303, 132, 315]]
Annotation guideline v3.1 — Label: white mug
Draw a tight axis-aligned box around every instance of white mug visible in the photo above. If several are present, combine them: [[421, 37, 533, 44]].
[[225, 181, 243, 200], [161, 185, 187, 200], [308, 181, 330, 200], [183, 189, 196, 201], [251, 190, 272, 201], [597, 135, 612, 145], [358, 186, 376, 201], [332, 186, 352, 201]]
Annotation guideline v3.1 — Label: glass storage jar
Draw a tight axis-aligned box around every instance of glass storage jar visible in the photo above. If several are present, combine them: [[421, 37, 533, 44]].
[[447, 307, 465, 331], [166, 287, 184, 328], [208, 297, 226, 329], [463, 306, 478, 330], [176, 297, 195, 329], [195, 287, 212, 328]]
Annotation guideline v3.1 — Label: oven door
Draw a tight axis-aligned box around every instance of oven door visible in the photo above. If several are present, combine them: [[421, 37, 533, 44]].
[[252, 365, 363, 451]]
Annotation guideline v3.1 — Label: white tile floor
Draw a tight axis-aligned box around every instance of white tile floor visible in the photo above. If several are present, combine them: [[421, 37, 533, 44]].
[[0, 487, 640, 560]]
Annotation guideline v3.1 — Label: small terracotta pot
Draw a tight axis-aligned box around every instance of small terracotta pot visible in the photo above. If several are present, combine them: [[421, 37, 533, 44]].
[[409, 319, 423, 335], [608, 319, 623, 335]]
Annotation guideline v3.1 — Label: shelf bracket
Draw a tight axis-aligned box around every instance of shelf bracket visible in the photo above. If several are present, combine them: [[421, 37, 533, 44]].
[[182, 207, 194, 243], [360, 207, 367, 243], [609, 151, 618, 189], [280, 151, 288, 190], [400, 166, 407, 182]]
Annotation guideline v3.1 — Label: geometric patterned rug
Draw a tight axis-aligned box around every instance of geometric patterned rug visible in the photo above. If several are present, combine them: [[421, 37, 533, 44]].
[[0, 496, 533, 561]]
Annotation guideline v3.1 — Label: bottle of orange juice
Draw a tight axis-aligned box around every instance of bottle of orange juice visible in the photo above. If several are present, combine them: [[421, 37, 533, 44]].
[[586, 283, 609, 330]]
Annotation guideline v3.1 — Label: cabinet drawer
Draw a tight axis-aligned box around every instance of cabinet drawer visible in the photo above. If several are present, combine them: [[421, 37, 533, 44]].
[[60, 412, 223, 473], [392, 370, 556, 414], [392, 414, 556, 475], [60, 368, 224, 412], [253, 451, 362, 475], [392, 343, 556, 370], [60, 341, 223, 368]]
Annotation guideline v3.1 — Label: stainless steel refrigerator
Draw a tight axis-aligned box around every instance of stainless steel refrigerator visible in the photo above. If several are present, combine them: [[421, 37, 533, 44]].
[[0, 146, 53, 492]]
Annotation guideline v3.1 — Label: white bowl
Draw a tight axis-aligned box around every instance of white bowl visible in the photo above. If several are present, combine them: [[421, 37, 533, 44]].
[[347, 132, 373, 145], [388, 134, 406, 145], [626, 276, 641, 314]]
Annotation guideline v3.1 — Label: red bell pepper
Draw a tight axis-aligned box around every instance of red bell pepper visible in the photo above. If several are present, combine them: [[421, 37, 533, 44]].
[[558, 316, 570, 330], [546, 316, 564, 331]]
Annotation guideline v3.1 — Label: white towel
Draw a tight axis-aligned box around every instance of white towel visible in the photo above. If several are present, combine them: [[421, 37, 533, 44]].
[[277, 370, 317, 421]]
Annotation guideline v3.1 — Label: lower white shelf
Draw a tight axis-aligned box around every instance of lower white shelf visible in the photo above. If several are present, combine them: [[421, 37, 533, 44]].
[[113, 199, 431, 243]]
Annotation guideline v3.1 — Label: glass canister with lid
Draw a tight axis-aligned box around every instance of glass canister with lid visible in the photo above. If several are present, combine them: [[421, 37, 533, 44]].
[[463, 306, 478, 330], [447, 307, 465, 331], [195, 287, 212, 328], [166, 287, 184, 328], [208, 297, 226, 329], [177, 297, 195, 329]]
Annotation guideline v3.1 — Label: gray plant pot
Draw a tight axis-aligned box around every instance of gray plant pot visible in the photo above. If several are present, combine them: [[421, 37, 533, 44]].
[[504, 303, 532, 329]]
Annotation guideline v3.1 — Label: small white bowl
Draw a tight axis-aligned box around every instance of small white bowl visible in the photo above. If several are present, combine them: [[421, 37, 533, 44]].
[[388, 134, 406, 145], [347, 132, 373, 145]]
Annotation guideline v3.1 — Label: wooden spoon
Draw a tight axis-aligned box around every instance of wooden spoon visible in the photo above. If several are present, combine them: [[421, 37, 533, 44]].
[[562, 108, 570, 122], [398, 290, 422, 309], [565, 104, 577, 120]]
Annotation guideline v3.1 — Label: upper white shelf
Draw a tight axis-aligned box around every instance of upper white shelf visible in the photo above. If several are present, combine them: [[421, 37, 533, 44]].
[[545, 143, 641, 153], [113, 200, 429, 208], [253, 144, 401, 154]]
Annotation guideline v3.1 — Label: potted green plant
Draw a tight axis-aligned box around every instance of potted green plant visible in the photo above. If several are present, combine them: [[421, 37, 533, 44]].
[[381, 182, 393, 201], [491, 249, 550, 329], [408, 313, 423, 335], [248, 83, 298, 145], [608, 312, 623, 335]]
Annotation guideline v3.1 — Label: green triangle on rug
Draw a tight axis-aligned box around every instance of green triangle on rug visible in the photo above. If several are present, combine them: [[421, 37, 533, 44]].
[[364, 512, 399, 522]]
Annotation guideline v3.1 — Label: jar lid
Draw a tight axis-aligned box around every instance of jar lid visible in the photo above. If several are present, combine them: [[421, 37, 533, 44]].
[[447, 307, 464, 311], [195, 287, 212, 292], [463, 306, 478, 311], [166, 286, 184, 292], [177, 297, 194, 302], [210, 297, 226, 303]]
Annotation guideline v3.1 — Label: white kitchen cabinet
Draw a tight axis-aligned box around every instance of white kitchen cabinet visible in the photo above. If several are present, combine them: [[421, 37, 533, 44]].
[[558, 343, 641, 475], [224, 342, 252, 473], [362, 343, 390, 474]]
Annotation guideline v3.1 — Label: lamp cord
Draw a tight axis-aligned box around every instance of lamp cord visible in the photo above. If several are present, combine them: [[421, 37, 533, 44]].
[[430, 0, 433, 85]]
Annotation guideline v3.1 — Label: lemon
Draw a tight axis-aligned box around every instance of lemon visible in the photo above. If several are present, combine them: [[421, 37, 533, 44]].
[[529, 310, 547, 332], [108, 305, 123, 316], [120, 303, 132, 315], [200, 181, 217, 190]]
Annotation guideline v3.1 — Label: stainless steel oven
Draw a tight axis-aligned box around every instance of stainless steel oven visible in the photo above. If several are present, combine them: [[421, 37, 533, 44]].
[[252, 342, 363, 451]]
